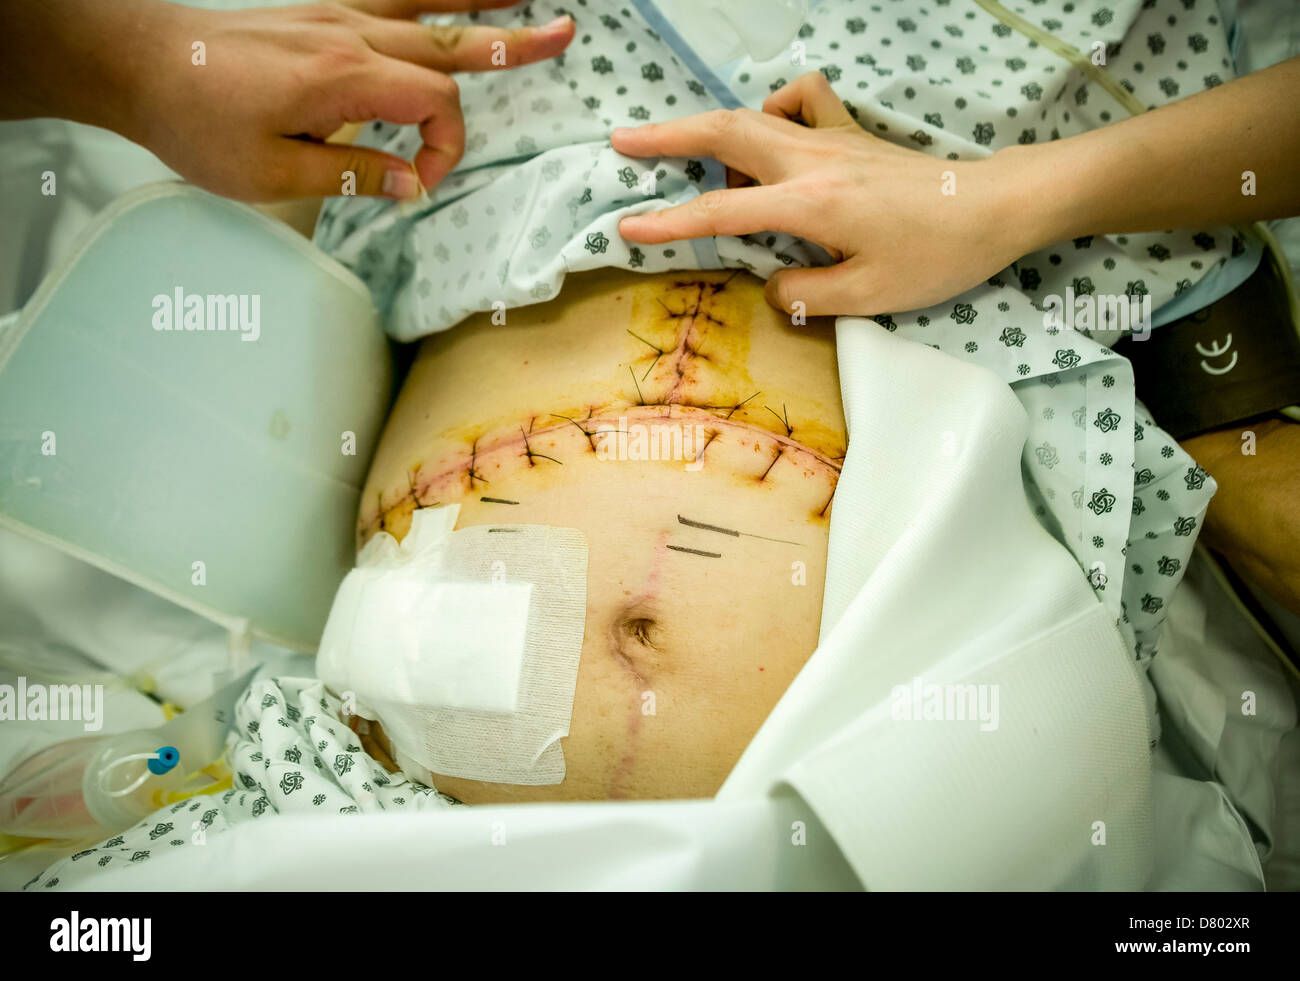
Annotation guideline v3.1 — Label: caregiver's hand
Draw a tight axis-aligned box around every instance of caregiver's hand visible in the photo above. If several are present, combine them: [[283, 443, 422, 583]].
[[0, 0, 574, 202], [616, 62, 1300, 318], [612, 72, 1026, 317]]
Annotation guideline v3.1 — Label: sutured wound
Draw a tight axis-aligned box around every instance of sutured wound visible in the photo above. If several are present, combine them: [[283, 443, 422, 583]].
[[364, 276, 845, 540]]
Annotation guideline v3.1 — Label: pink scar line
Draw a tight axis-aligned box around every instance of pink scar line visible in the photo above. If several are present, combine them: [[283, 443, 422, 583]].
[[365, 403, 843, 536]]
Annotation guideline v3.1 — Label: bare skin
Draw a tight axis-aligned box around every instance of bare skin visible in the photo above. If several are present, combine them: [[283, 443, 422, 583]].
[[1181, 418, 1300, 616], [355, 267, 845, 802], [614, 64, 1300, 317], [613, 69, 1300, 616], [0, 0, 574, 201]]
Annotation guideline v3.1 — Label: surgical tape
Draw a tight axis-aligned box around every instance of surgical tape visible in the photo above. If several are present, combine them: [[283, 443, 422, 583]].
[[316, 504, 588, 785]]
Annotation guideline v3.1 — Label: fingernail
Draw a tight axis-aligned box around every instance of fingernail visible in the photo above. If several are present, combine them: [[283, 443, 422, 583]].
[[541, 15, 571, 31], [382, 168, 420, 200]]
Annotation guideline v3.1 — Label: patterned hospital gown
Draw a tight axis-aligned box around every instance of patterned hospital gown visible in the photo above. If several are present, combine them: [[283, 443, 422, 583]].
[[29, 0, 1249, 886], [24, 677, 458, 890], [316, 0, 1239, 670]]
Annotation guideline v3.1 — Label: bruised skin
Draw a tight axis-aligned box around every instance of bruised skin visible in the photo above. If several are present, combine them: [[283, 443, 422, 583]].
[[355, 268, 845, 802]]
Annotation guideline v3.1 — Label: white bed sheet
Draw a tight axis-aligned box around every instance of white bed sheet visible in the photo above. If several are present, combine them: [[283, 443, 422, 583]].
[[2, 0, 1298, 887]]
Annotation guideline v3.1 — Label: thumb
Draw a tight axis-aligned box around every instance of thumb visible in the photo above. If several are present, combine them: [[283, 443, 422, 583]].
[[762, 71, 856, 129], [765, 262, 875, 319], [281, 140, 426, 201]]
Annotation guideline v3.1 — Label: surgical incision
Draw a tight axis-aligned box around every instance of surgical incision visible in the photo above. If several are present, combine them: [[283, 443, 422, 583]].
[[360, 273, 846, 544]]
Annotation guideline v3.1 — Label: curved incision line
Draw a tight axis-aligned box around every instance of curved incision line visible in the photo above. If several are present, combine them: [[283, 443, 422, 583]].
[[363, 405, 845, 537], [764, 403, 793, 437], [520, 424, 562, 467], [467, 436, 487, 488], [408, 467, 437, 509], [550, 412, 600, 451], [726, 391, 759, 419], [365, 278, 847, 535]]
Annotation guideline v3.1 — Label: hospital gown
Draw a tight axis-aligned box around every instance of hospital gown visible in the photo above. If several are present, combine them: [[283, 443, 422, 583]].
[[22, 678, 456, 891], [26, 0, 1253, 888], [315, 0, 1239, 675]]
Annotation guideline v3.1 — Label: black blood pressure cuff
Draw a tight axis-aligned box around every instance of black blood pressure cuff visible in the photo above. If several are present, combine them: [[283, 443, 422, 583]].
[[1112, 242, 1300, 440]]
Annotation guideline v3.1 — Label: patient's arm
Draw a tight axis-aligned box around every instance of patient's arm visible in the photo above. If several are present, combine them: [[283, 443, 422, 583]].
[[0, 0, 573, 202], [614, 61, 1300, 318], [356, 268, 845, 802], [1181, 419, 1300, 616]]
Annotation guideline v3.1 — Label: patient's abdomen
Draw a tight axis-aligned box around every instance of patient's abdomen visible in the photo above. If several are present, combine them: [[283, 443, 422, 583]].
[[356, 268, 846, 803]]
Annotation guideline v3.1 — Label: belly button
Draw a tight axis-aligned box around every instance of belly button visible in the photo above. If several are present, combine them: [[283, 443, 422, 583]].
[[606, 607, 662, 682], [622, 616, 658, 649]]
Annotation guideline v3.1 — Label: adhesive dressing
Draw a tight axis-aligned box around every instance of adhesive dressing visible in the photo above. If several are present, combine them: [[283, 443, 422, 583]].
[[316, 504, 588, 785]]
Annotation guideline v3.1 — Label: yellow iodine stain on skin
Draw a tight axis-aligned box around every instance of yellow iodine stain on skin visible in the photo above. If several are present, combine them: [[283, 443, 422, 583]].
[[627, 272, 757, 407], [626, 273, 845, 461], [359, 268, 845, 549], [372, 494, 416, 545], [778, 415, 846, 462]]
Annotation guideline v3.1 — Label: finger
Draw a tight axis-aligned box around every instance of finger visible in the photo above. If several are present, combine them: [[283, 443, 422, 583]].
[[329, 54, 461, 127], [765, 262, 876, 318], [359, 16, 574, 72], [618, 185, 808, 243], [332, 58, 465, 188], [279, 139, 427, 200], [763, 71, 855, 128], [415, 103, 465, 189], [611, 109, 792, 185], [340, 0, 524, 16]]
